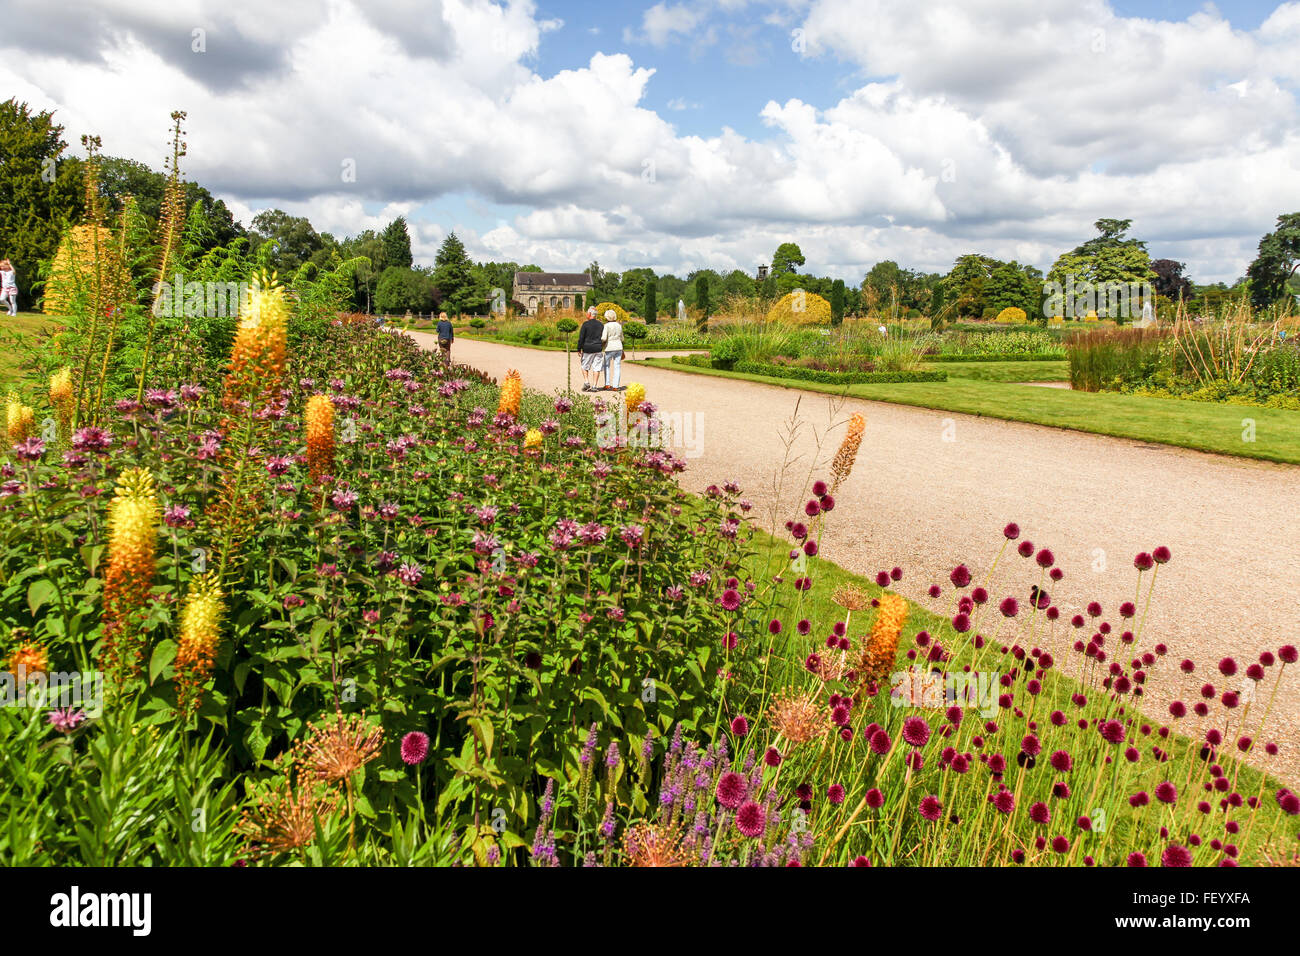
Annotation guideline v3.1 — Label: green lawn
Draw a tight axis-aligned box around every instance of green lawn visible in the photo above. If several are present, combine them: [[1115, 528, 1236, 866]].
[[639, 357, 1300, 464], [0, 312, 63, 390], [928, 359, 1069, 382]]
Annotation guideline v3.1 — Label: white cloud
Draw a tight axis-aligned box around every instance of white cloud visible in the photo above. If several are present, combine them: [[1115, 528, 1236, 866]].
[[0, 0, 1296, 283]]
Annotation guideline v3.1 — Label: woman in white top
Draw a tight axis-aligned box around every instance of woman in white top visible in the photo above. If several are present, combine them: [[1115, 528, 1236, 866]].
[[600, 309, 625, 390], [0, 260, 16, 316]]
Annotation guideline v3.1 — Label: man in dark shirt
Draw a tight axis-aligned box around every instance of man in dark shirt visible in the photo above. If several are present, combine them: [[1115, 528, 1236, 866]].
[[576, 308, 606, 391], [436, 315, 454, 364]]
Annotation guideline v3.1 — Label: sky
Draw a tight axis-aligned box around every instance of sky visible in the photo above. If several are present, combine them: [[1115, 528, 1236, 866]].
[[2, 0, 1298, 283]]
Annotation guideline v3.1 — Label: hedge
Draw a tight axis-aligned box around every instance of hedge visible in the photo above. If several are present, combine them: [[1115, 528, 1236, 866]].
[[668, 355, 946, 384], [925, 352, 1066, 363]]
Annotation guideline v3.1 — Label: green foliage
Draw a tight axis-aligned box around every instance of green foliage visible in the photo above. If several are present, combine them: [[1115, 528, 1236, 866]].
[[381, 216, 413, 270], [0, 98, 84, 304], [375, 266, 434, 314], [771, 242, 805, 277], [1246, 212, 1300, 309], [643, 276, 657, 325], [432, 232, 487, 315], [830, 278, 845, 327]]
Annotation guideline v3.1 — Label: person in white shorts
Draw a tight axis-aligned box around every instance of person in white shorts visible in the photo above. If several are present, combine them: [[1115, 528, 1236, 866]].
[[601, 309, 625, 391], [577, 306, 606, 391]]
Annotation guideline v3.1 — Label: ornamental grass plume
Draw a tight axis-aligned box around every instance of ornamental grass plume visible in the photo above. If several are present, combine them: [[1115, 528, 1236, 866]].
[[497, 369, 522, 418], [100, 467, 160, 676], [304, 394, 335, 482], [173, 573, 225, 714], [6, 392, 35, 443], [857, 592, 909, 691], [222, 280, 289, 415], [830, 413, 865, 492], [625, 382, 646, 413], [48, 368, 74, 441]]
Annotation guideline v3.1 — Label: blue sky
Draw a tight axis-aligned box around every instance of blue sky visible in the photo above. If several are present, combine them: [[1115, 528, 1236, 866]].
[[3, 0, 1297, 283]]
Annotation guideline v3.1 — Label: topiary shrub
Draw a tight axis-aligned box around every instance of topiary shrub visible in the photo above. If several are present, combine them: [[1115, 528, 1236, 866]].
[[556, 317, 578, 334], [996, 307, 1027, 324], [470, 317, 486, 329], [766, 289, 832, 325]]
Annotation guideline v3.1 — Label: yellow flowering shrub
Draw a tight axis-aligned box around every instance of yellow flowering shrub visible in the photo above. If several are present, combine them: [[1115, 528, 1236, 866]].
[[996, 307, 1027, 324], [593, 302, 629, 325], [766, 290, 832, 325]]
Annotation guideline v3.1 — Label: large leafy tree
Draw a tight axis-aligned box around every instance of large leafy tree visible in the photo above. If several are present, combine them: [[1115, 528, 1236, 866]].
[[95, 155, 244, 250], [985, 261, 1043, 320], [1245, 213, 1300, 309], [643, 275, 657, 324], [381, 216, 413, 270], [432, 232, 487, 315], [1046, 218, 1156, 318], [375, 266, 434, 314], [772, 242, 805, 275], [251, 208, 325, 275], [0, 99, 84, 303]]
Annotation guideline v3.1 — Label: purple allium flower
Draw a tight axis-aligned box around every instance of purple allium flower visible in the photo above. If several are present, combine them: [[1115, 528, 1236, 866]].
[[715, 771, 748, 809], [1155, 781, 1178, 804], [1161, 844, 1192, 867], [918, 795, 943, 821], [949, 564, 971, 588], [735, 801, 765, 838], [865, 788, 885, 809], [1003, 522, 1020, 539], [1029, 801, 1050, 824], [999, 596, 1018, 617], [1134, 551, 1153, 571], [401, 731, 430, 765], [730, 716, 749, 736], [1127, 852, 1148, 867], [902, 716, 931, 748]]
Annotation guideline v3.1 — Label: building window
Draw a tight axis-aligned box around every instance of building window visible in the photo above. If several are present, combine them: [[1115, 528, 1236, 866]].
[[529, 296, 537, 312], [550, 296, 558, 308], [563, 296, 571, 308]]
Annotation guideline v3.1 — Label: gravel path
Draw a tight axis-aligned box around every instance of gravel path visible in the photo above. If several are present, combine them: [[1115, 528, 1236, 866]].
[[414, 333, 1300, 783]]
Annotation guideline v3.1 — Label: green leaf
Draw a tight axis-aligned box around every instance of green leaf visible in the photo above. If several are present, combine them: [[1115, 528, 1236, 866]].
[[149, 640, 178, 684], [26, 579, 58, 616]]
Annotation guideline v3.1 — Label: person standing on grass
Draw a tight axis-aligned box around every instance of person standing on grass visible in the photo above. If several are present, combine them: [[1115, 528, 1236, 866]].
[[577, 306, 605, 391], [435, 313, 454, 364], [601, 308, 625, 391], [0, 261, 16, 316]]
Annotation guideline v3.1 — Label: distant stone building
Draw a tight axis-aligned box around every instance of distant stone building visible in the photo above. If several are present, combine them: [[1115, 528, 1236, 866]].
[[513, 271, 593, 315]]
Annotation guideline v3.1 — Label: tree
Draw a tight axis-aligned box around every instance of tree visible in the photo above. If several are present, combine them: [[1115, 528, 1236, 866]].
[[381, 216, 413, 269], [1150, 259, 1192, 303], [1046, 219, 1155, 319], [0, 99, 84, 304], [696, 275, 710, 331], [830, 278, 845, 327], [432, 232, 486, 315], [375, 266, 433, 314], [1245, 213, 1300, 309], [772, 242, 805, 277], [643, 276, 657, 324], [251, 208, 324, 275], [985, 261, 1042, 322]]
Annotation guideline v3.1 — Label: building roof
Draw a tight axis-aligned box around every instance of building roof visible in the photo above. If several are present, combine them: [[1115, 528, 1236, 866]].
[[514, 271, 592, 288]]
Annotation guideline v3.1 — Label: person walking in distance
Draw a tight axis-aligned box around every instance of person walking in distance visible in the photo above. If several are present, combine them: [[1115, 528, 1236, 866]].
[[576, 305, 604, 391], [435, 313, 454, 365], [601, 308, 625, 391], [0, 261, 17, 316]]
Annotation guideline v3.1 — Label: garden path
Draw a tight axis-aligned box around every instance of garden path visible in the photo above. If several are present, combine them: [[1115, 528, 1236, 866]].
[[412, 333, 1300, 783]]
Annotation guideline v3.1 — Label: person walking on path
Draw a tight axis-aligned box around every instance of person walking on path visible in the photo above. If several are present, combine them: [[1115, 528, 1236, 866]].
[[435, 313, 454, 364], [0, 261, 17, 316], [601, 308, 625, 391], [577, 306, 605, 391]]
